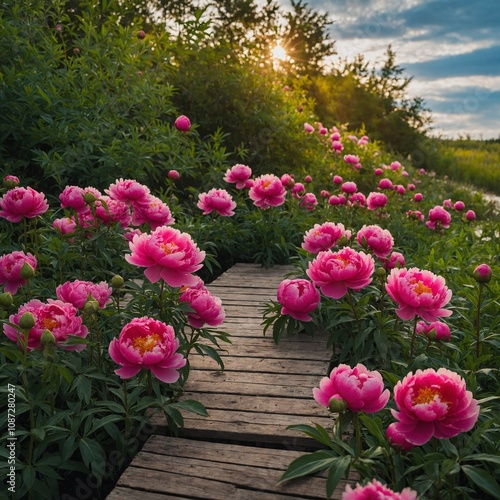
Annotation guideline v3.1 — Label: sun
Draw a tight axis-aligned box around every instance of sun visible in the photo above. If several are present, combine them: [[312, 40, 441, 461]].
[[271, 43, 287, 61]]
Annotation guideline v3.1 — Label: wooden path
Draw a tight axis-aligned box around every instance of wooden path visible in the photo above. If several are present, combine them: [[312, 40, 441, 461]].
[[107, 263, 357, 499]]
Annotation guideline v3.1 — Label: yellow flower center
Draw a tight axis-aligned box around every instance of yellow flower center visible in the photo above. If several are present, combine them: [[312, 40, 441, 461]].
[[262, 179, 272, 188], [413, 386, 447, 406], [160, 242, 178, 255], [411, 280, 432, 295], [131, 334, 161, 355], [333, 256, 350, 268], [41, 317, 59, 330]]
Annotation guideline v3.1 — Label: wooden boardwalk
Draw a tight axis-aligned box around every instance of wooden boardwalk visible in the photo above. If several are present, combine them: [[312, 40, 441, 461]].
[[107, 263, 356, 499]]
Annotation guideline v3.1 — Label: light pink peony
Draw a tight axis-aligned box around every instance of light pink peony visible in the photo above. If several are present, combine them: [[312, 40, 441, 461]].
[[94, 196, 131, 228], [56, 280, 112, 309], [53, 216, 77, 235], [224, 164, 253, 189], [0, 187, 49, 222], [4, 299, 88, 351], [306, 247, 374, 299], [416, 320, 451, 341], [109, 316, 186, 382], [59, 185, 87, 212], [302, 222, 351, 254], [248, 174, 286, 209], [180, 287, 225, 328], [125, 226, 205, 287], [197, 188, 236, 216], [425, 206, 451, 230], [366, 192, 387, 210], [356, 225, 394, 259], [313, 363, 389, 413], [304, 122, 314, 133], [342, 479, 417, 499], [131, 194, 175, 229], [0, 251, 37, 294], [105, 178, 150, 204], [385, 267, 452, 322], [390, 368, 480, 446], [276, 279, 320, 322]]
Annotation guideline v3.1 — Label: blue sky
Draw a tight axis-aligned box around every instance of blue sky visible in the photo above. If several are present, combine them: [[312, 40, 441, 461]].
[[281, 0, 500, 139]]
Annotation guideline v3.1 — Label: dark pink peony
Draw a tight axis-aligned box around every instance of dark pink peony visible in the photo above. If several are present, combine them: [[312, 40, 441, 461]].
[[105, 178, 150, 204], [342, 479, 417, 499], [180, 287, 225, 328], [356, 225, 394, 259], [0, 187, 49, 222], [56, 280, 112, 309], [109, 317, 186, 382], [248, 174, 286, 209], [390, 368, 480, 446], [224, 164, 252, 189], [197, 188, 236, 216], [276, 279, 320, 322], [306, 247, 374, 299], [0, 251, 37, 294], [302, 222, 351, 254]]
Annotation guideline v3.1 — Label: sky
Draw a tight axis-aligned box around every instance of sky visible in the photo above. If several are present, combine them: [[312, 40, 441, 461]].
[[281, 0, 500, 139]]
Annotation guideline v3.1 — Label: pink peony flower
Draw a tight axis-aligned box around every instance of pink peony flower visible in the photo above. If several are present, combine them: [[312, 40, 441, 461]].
[[383, 251, 405, 270], [390, 161, 402, 171], [378, 178, 393, 190], [333, 175, 343, 185], [358, 135, 369, 145], [385, 267, 452, 322], [386, 423, 415, 451], [106, 178, 150, 204], [341, 181, 357, 194], [406, 210, 424, 222], [304, 175, 313, 183], [302, 222, 351, 254], [328, 194, 347, 206], [473, 263, 492, 283], [280, 173, 295, 188], [300, 192, 318, 211], [331, 131, 341, 141], [0, 187, 49, 222], [453, 200, 465, 211], [416, 320, 451, 341], [174, 115, 191, 132], [125, 226, 205, 287], [413, 193, 423, 202], [59, 185, 86, 212], [131, 194, 175, 229], [394, 184, 406, 195], [344, 154, 360, 164], [3, 175, 20, 188], [197, 188, 236, 217], [4, 299, 88, 351], [304, 122, 314, 133], [356, 225, 394, 259], [342, 479, 417, 499], [443, 198, 453, 208], [407, 183, 415, 190], [366, 192, 388, 210], [56, 280, 112, 309], [109, 317, 186, 382], [248, 174, 286, 209], [465, 209, 476, 221], [180, 287, 225, 328], [313, 363, 390, 413], [291, 182, 306, 198], [425, 206, 451, 230], [349, 192, 366, 207], [390, 368, 480, 446], [320, 190, 330, 198], [224, 164, 252, 189], [373, 168, 383, 176], [94, 196, 131, 228], [276, 279, 320, 322], [306, 247, 374, 299], [0, 251, 37, 294], [53, 216, 77, 235], [332, 140, 343, 153]]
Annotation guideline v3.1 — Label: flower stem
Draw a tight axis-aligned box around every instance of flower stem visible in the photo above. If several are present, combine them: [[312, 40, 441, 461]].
[[476, 283, 483, 359], [346, 289, 361, 332], [353, 412, 362, 458], [409, 316, 418, 361]]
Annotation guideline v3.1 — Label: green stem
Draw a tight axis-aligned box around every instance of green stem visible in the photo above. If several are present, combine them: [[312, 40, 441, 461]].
[[476, 283, 483, 359], [409, 316, 418, 361], [159, 279, 165, 317], [346, 289, 361, 332], [123, 380, 131, 442], [353, 412, 362, 458]]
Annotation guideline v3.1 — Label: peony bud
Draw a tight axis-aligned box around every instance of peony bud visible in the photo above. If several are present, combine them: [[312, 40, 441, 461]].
[[328, 397, 348, 413], [83, 298, 99, 314], [20, 262, 35, 280], [3, 175, 19, 189], [137, 30, 146, 39], [111, 274, 125, 289], [473, 264, 492, 283], [83, 192, 96, 204], [0, 292, 13, 308], [19, 312, 36, 330], [174, 115, 191, 132], [40, 329, 56, 347], [167, 169, 180, 180], [375, 267, 387, 278], [337, 235, 349, 247]]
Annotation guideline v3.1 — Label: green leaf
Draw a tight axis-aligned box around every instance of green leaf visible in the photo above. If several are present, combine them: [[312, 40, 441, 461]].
[[463, 453, 500, 466], [279, 450, 338, 483], [172, 399, 209, 417], [462, 465, 500, 499], [56, 364, 74, 384], [90, 414, 124, 435], [286, 423, 335, 450], [79, 438, 106, 481], [359, 415, 385, 445], [326, 455, 351, 499]]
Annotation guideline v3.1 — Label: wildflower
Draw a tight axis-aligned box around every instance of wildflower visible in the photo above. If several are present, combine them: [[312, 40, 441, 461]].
[[342, 479, 417, 499], [224, 164, 252, 189], [307, 247, 374, 299], [4, 299, 88, 351], [0, 187, 49, 222], [197, 188, 236, 217], [126, 226, 205, 287], [249, 174, 286, 209], [385, 267, 452, 322], [0, 251, 37, 294], [302, 222, 351, 254], [390, 368, 479, 445], [276, 279, 320, 322], [109, 317, 186, 382], [313, 363, 389, 413], [356, 225, 394, 259]]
